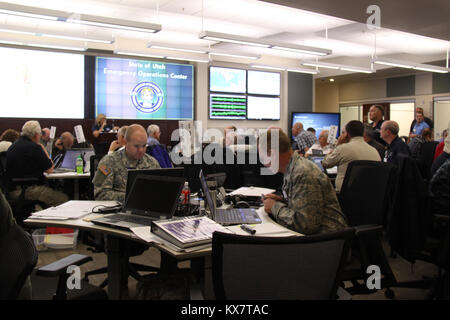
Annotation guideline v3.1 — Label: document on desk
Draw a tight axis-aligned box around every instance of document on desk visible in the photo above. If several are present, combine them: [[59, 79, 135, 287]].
[[31, 201, 113, 220], [229, 187, 276, 197]]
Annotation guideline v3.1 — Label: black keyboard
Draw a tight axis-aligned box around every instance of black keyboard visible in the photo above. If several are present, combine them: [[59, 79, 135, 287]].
[[215, 208, 261, 225]]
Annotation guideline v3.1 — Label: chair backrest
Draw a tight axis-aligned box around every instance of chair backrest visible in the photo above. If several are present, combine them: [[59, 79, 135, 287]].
[[339, 160, 395, 227], [0, 224, 38, 299], [0, 151, 7, 192], [89, 154, 104, 199], [212, 229, 355, 300], [417, 141, 439, 180], [147, 144, 173, 168]]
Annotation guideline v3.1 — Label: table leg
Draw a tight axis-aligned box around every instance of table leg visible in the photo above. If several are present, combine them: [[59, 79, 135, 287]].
[[74, 179, 79, 200], [106, 235, 129, 299]]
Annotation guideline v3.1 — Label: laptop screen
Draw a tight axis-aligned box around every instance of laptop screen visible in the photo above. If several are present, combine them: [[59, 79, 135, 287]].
[[59, 150, 79, 169], [125, 168, 184, 201], [125, 174, 185, 218], [199, 169, 216, 217]]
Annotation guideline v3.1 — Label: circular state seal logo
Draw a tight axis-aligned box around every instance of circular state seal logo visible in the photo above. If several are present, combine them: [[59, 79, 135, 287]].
[[131, 82, 164, 113]]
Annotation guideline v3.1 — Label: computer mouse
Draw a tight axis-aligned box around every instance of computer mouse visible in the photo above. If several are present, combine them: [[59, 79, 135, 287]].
[[234, 201, 250, 209]]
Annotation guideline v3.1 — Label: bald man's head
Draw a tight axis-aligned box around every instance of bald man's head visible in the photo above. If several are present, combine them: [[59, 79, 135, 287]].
[[125, 124, 148, 160], [292, 122, 304, 137], [60, 132, 74, 149]]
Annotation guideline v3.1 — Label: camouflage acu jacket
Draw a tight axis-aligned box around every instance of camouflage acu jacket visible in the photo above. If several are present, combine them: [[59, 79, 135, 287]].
[[93, 149, 160, 202], [271, 152, 348, 235]]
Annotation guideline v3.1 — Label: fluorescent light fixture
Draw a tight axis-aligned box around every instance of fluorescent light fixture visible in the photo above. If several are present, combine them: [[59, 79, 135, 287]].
[[148, 43, 206, 54], [271, 45, 330, 56], [302, 61, 373, 73], [166, 56, 209, 63], [0, 39, 23, 45], [147, 42, 260, 60], [286, 67, 319, 75], [0, 25, 113, 44], [372, 57, 449, 73], [114, 50, 165, 59], [0, 3, 62, 21], [0, 3, 161, 34], [200, 30, 270, 48], [250, 64, 285, 71], [115, 50, 209, 63], [66, 15, 161, 34], [372, 58, 414, 69], [26, 43, 87, 51], [200, 30, 331, 56], [208, 50, 260, 60]]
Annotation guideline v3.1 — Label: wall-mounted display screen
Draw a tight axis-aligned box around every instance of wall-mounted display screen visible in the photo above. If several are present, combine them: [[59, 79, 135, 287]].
[[209, 66, 281, 120], [291, 112, 340, 139], [247, 96, 280, 120], [247, 70, 280, 95], [209, 94, 246, 120], [209, 66, 246, 94], [0, 47, 84, 118], [96, 56, 193, 120]]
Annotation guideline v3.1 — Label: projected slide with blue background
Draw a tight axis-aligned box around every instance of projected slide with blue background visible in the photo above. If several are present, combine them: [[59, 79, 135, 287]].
[[292, 112, 340, 139], [96, 57, 193, 120]]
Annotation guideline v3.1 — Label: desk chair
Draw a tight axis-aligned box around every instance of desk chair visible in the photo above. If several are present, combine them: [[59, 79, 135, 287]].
[[0, 224, 107, 300], [338, 160, 398, 296], [416, 141, 439, 181], [211, 229, 355, 300], [0, 151, 46, 229]]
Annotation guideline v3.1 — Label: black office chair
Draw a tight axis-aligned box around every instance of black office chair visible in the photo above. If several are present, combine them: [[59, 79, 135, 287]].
[[0, 223, 107, 300], [0, 151, 46, 229], [416, 141, 439, 181], [338, 160, 399, 296], [211, 229, 355, 300]]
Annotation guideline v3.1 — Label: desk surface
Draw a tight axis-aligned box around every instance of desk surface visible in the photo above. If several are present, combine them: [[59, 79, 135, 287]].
[[25, 200, 300, 260]]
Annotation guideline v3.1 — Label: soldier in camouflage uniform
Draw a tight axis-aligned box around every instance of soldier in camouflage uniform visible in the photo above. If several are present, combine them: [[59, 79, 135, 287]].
[[260, 129, 347, 235], [93, 124, 160, 202]]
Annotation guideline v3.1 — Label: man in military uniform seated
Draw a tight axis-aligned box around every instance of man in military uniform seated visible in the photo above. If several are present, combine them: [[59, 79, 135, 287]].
[[93, 124, 160, 201], [260, 128, 348, 235]]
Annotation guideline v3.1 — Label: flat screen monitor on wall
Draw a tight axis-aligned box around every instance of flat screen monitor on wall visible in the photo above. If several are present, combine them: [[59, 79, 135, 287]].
[[247, 70, 280, 95], [209, 94, 247, 120], [95, 56, 194, 120], [247, 96, 280, 120], [0, 47, 84, 119], [291, 112, 340, 139], [209, 66, 246, 94]]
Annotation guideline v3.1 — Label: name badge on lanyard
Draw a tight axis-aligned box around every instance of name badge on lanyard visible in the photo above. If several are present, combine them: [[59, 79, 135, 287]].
[[282, 190, 288, 202]]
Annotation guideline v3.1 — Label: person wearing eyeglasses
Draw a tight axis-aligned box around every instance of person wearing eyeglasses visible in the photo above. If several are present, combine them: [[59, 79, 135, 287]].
[[92, 124, 160, 202]]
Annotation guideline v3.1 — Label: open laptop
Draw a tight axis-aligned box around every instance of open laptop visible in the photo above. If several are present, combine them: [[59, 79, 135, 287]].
[[125, 167, 184, 203], [53, 150, 79, 173], [310, 156, 338, 175], [199, 169, 261, 226], [91, 175, 185, 229]]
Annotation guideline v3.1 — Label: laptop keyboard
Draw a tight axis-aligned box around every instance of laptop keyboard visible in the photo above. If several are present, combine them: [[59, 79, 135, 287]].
[[216, 208, 260, 224], [104, 214, 154, 225]]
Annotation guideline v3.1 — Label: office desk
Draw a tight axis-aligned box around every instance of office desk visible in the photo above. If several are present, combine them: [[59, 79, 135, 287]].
[[45, 172, 90, 200], [25, 201, 299, 299]]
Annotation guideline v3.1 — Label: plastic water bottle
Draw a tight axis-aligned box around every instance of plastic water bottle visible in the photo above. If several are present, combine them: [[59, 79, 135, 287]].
[[181, 181, 190, 205], [76, 155, 83, 174]]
